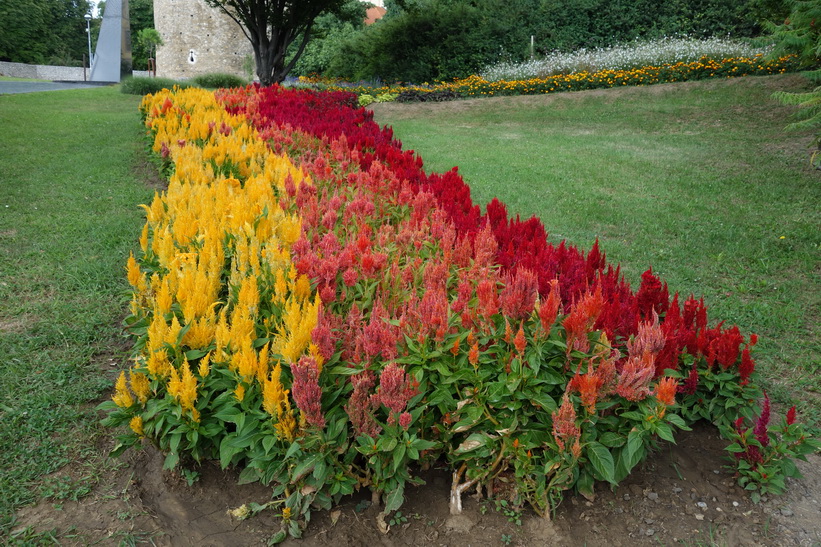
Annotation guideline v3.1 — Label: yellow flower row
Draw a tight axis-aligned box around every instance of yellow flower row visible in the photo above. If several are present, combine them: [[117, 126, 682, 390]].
[[115, 87, 320, 442]]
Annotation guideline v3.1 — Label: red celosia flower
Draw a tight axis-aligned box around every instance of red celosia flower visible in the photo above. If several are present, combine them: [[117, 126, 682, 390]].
[[291, 356, 325, 429], [654, 376, 677, 406], [738, 347, 755, 385], [616, 353, 655, 402], [552, 393, 580, 451], [635, 268, 669, 320], [754, 392, 770, 448], [311, 306, 336, 361], [680, 365, 699, 395], [538, 279, 562, 338], [786, 405, 797, 426]]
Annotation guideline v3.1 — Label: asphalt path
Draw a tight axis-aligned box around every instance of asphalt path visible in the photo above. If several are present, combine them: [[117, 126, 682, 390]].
[[0, 81, 113, 95]]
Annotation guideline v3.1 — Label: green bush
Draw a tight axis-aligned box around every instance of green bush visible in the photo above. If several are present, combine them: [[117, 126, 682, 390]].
[[120, 76, 191, 95], [191, 73, 249, 89], [322, 0, 783, 83]]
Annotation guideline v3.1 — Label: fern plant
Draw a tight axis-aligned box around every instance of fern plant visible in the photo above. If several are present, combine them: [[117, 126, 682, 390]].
[[767, 0, 821, 167]]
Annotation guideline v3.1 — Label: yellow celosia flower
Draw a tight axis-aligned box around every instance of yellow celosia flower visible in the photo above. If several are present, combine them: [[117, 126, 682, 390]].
[[129, 369, 151, 405], [139, 223, 149, 253], [147, 348, 172, 378], [293, 274, 312, 302], [168, 359, 198, 414], [234, 384, 246, 402], [154, 277, 173, 317], [182, 310, 216, 350], [126, 252, 142, 288], [130, 415, 144, 437], [113, 371, 134, 408], [198, 352, 211, 378], [165, 315, 183, 347]]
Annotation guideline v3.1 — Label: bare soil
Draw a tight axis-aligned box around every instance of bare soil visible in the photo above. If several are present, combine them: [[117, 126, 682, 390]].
[[14, 420, 821, 546]]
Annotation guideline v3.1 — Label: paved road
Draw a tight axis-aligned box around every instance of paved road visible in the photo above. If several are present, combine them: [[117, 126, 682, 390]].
[[0, 81, 113, 95]]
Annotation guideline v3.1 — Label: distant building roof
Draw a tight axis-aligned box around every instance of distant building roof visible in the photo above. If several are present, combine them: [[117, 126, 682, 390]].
[[365, 6, 387, 25]]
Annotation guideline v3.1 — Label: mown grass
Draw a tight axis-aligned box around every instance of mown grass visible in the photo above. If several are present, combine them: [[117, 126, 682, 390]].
[[0, 86, 150, 531], [373, 73, 821, 423]]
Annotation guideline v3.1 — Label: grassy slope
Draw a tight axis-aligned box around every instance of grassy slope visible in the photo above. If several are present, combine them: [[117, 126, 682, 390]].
[[0, 86, 149, 526], [373, 74, 821, 420]]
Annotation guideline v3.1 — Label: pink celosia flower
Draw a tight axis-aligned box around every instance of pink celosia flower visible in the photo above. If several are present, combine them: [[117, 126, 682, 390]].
[[399, 412, 412, 430], [345, 371, 381, 437], [500, 269, 539, 320], [616, 353, 655, 402], [378, 362, 418, 416], [627, 310, 666, 358], [291, 356, 325, 428], [552, 393, 580, 451]]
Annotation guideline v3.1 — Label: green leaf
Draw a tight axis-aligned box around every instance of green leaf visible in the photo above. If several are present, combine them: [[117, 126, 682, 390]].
[[585, 442, 615, 484], [654, 422, 676, 443], [412, 438, 438, 451], [238, 466, 261, 485], [269, 528, 287, 544], [163, 451, 179, 470], [384, 483, 405, 513], [725, 442, 745, 453], [665, 413, 691, 430], [597, 432, 626, 448], [291, 454, 319, 482], [393, 442, 407, 473], [455, 433, 489, 454]]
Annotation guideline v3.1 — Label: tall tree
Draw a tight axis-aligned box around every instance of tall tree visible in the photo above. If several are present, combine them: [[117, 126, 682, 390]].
[[203, 0, 348, 85]]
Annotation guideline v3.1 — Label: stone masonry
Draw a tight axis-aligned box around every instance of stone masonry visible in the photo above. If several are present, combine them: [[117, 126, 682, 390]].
[[154, 0, 252, 80]]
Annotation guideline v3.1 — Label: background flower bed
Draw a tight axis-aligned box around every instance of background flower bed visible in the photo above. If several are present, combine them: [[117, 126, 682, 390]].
[[102, 85, 818, 542], [302, 53, 798, 103]]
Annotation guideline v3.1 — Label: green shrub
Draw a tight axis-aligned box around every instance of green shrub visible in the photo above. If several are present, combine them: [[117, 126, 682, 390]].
[[191, 73, 249, 89], [120, 76, 190, 95]]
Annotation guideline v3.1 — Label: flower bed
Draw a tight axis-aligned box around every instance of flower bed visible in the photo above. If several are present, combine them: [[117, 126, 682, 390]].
[[306, 54, 798, 101], [103, 85, 818, 542]]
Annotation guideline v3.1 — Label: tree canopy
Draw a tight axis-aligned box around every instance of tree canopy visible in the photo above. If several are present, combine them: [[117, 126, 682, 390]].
[[0, 0, 95, 65], [203, 0, 351, 85]]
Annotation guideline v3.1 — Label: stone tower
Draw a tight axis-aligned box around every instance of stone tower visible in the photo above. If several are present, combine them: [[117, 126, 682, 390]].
[[153, 0, 253, 80]]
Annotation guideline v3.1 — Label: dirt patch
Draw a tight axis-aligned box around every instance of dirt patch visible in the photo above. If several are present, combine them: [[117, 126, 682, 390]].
[[14, 421, 821, 546]]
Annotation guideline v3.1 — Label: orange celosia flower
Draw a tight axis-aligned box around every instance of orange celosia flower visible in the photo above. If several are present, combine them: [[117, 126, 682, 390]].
[[538, 279, 561, 338], [514, 322, 526, 355], [468, 342, 479, 367], [654, 376, 677, 406]]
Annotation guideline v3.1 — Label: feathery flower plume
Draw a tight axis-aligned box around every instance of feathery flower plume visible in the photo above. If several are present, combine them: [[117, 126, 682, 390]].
[[616, 353, 655, 401], [552, 393, 580, 451], [291, 356, 325, 429], [538, 279, 562, 338], [753, 392, 770, 448], [113, 371, 134, 408], [654, 376, 677, 406]]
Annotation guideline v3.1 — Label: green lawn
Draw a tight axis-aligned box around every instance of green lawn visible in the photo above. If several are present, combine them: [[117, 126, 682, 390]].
[[0, 87, 149, 530], [373, 73, 820, 421]]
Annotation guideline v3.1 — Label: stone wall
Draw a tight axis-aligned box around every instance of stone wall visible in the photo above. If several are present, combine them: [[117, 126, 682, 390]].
[[0, 61, 148, 81], [153, 0, 253, 80]]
